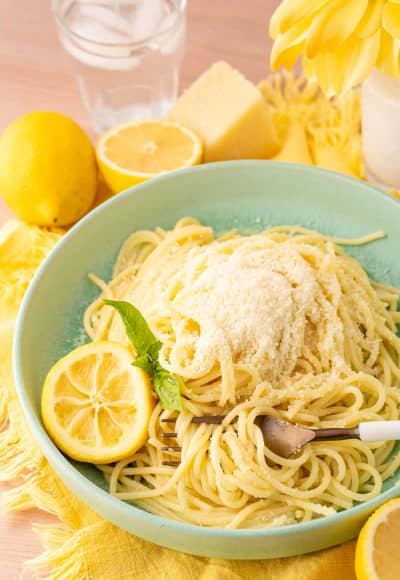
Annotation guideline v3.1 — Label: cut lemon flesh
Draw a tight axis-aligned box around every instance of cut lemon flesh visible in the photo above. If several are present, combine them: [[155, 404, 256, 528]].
[[41, 341, 154, 464], [96, 119, 203, 193], [355, 498, 400, 580]]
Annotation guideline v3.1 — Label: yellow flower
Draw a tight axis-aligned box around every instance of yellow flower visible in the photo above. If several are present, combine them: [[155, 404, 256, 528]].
[[270, 0, 400, 96]]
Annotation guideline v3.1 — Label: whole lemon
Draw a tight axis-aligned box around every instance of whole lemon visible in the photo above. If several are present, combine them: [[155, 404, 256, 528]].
[[0, 111, 97, 226]]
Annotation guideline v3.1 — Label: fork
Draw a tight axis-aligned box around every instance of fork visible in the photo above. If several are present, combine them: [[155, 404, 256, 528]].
[[160, 415, 400, 464]]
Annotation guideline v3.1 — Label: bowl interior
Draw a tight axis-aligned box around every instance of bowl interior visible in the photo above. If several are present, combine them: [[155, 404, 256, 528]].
[[15, 161, 400, 523]]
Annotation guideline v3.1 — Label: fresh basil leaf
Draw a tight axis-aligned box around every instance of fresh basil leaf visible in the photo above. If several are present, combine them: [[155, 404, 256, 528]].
[[104, 299, 182, 410], [132, 354, 154, 375], [147, 340, 162, 362], [104, 299, 157, 356], [153, 364, 182, 411]]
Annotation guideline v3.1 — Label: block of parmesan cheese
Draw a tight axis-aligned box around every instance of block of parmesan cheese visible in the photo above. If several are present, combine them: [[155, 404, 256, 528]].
[[169, 61, 278, 162]]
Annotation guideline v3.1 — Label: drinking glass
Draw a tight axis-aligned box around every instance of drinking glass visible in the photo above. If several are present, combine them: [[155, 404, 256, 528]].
[[52, 0, 187, 134]]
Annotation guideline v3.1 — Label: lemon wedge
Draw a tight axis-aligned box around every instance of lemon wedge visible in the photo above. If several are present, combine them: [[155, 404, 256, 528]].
[[41, 341, 154, 464], [355, 498, 400, 580], [96, 119, 203, 193]]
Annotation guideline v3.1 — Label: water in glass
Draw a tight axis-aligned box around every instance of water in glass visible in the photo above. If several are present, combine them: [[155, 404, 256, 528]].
[[53, 1, 187, 133]]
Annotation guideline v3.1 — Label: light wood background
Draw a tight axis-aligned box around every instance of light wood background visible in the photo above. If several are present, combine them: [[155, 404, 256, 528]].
[[0, 0, 277, 577]]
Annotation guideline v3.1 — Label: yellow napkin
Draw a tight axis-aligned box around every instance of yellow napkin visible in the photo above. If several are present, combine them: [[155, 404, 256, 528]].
[[0, 74, 371, 580]]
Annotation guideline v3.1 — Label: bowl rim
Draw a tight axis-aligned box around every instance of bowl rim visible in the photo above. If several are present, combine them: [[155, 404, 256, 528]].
[[13, 160, 400, 538]]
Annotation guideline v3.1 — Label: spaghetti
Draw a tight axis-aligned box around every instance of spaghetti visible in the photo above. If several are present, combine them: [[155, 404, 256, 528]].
[[85, 218, 400, 528]]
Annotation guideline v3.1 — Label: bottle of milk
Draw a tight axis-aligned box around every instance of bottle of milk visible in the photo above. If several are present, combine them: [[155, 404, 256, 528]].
[[362, 68, 400, 190]]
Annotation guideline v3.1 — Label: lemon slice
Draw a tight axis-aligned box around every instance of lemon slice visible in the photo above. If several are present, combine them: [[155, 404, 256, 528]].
[[96, 119, 203, 193], [41, 341, 154, 464], [355, 498, 400, 580]]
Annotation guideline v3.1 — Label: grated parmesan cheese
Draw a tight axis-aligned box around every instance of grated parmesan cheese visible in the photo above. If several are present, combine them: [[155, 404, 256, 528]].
[[172, 237, 324, 381]]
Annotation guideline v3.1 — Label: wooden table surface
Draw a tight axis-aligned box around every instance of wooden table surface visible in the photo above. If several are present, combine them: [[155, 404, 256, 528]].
[[0, 0, 277, 577]]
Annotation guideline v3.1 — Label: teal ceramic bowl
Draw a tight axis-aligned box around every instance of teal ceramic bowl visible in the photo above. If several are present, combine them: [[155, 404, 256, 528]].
[[14, 161, 400, 559]]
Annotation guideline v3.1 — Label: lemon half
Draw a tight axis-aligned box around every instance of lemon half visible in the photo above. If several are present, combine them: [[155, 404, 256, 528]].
[[41, 341, 154, 464], [96, 119, 203, 193], [355, 498, 400, 580]]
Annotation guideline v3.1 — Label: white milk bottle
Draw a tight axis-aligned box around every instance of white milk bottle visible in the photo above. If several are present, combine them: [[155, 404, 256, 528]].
[[362, 68, 400, 190]]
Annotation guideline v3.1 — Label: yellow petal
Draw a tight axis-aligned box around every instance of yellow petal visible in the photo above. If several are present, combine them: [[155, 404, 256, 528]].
[[340, 30, 381, 93], [377, 28, 400, 76], [273, 123, 313, 165], [305, 0, 368, 59], [270, 8, 323, 70], [304, 54, 335, 97], [382, 2, 400, 38], [354, 0, 384, 39], [304, 31, 380, 97], [270, 37, 305, 71], [270, 0, 330, 37]]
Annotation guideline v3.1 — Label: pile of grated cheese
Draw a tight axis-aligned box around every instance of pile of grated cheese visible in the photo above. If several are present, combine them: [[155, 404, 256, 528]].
[[173, 237, 324, 381]]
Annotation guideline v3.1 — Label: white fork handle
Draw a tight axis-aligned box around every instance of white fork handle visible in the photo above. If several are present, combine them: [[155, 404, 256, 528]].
[[359, 421, 400, 442]]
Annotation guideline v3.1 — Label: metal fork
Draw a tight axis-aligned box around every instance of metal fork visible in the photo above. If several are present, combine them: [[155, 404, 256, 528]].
[[161, 416, 224, 466], [160, 415, 400, 464]]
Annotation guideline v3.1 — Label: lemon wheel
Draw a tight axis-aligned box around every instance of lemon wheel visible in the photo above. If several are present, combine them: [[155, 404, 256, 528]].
[[41, 341, 154, 464]]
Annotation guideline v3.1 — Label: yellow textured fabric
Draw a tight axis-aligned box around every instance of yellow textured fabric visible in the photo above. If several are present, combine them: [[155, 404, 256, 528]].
[[1, 73, 383, 580]]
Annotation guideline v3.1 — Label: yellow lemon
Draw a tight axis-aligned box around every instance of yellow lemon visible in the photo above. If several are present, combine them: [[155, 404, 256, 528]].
[[0, 111, 97, 226], [41, 341, 154, 464], [96, 119, 203, 193], [355, 498, 400, 580]]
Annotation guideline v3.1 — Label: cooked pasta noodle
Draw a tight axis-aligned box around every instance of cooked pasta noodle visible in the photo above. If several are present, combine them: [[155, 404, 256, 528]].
[[85, 218, 400, 528]]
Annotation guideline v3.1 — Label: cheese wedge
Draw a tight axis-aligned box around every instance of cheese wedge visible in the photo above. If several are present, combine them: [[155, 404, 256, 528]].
[[169, 61, 279, 162]]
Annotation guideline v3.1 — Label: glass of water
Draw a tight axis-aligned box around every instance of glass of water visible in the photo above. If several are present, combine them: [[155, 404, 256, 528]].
[[52, 0, 187, 134]]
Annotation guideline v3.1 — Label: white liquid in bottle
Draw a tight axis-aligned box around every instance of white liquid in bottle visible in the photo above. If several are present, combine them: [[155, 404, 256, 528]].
[[362, 69, 400, 189]]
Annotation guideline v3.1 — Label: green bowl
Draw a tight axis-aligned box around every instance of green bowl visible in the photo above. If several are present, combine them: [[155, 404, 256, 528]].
[[14, 161, 400, 559]]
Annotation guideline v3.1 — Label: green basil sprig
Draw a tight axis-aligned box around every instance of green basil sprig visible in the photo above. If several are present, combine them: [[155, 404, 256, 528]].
[[104, 299, 182, 411]]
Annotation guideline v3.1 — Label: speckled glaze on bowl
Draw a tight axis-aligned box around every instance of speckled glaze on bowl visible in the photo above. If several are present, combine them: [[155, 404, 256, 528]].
[[14, 161, 400, 559]]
